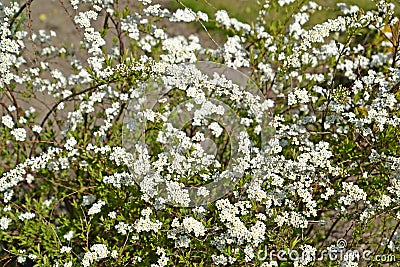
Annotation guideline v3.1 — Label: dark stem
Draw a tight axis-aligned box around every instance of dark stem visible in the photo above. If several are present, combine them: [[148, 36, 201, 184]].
[[319, 216, 341, 249], [383, 220, 400, 254], [28, 83, 105, 158], [8, 0, 33, 29]]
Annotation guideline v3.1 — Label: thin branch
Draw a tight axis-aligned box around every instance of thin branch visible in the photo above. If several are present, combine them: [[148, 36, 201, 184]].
[[8, 0, 33, 29], [5, 84, 19, 120], [28, 84, 102, 158], [107, 13, 125, 60], [39, 85, 99, 130], [0, 102, 15, 120], [383, 220, 400, 254], [175, 0, 221, 49]]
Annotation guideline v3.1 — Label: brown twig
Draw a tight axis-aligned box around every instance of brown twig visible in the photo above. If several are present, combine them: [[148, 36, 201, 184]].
[[28, 84, 102, 158], [383, 220, 400, 254], [175, 0, 221, 49], [107, 13, 125, 62], [8, 0, 33, 29]]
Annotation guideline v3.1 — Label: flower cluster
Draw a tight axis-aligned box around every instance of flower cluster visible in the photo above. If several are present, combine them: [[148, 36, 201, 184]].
[[82, 244, 110, 267]]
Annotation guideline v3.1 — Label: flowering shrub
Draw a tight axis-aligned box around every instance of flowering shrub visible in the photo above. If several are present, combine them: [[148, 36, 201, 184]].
[[1, 0, 400, 266]]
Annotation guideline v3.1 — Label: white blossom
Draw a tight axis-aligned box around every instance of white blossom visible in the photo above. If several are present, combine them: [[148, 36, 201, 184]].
[[11, 128, 26, 141], [0, 217, 12, 230], [88, 200, 106, 215], [2, 115, 14, 129]]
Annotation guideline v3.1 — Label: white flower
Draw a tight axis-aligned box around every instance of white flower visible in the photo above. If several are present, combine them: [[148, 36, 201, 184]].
[[160, 35, 201, 63], [60, 246, 72, 254], [82, 244, 110, 267], [82, 252, 96, 267], [154, 29, 166, 39], [17, 256, 26, 263], [11, 128, 26, 141], [378, 194, 392, 208], [212, 254, 228, 265], [222, 36, 249, 69], [244, 245, 255, 262], [28, 254, 38, 260], [0, 217, 12, 230], [208, 122, 223, 137], [197, 186, 209, 197], [134, 209, 162, 233], [43, 197, 56, 207], [64, 137, 77, 151], [337, 3, 360, 14], [32, 125, 42, 133], [82, 195, 96, 206], [18, 212, 35, 221], [321, 188, 335, 200], [165, 181, 191, 207], [18, 117, 26, 124], [170, 8, 196, 23], [121, 16, 139, 40], [108, 211, 117, 219], [278, 0, 295, 6], [90, 244, 109, 259], [111, 250, 118, 258], [288, 92, 297, 105], [196, 11, 208, 22], [215, 10, 231, 27], [63, 230, 74, 241], [339, 182, 367, 206], [70, 0, 79, 9], [151, 247, 169, 267], [138, 0, 152, 5], [115, 221, 133, 235], [74, 10, 98, 29], [215, 9, 250, 32], [181, 217, 206, 237], [88, 200, 106, 215]]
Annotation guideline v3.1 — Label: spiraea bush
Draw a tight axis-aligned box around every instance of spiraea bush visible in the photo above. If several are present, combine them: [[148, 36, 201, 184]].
[[1, 0, 400, 266]]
